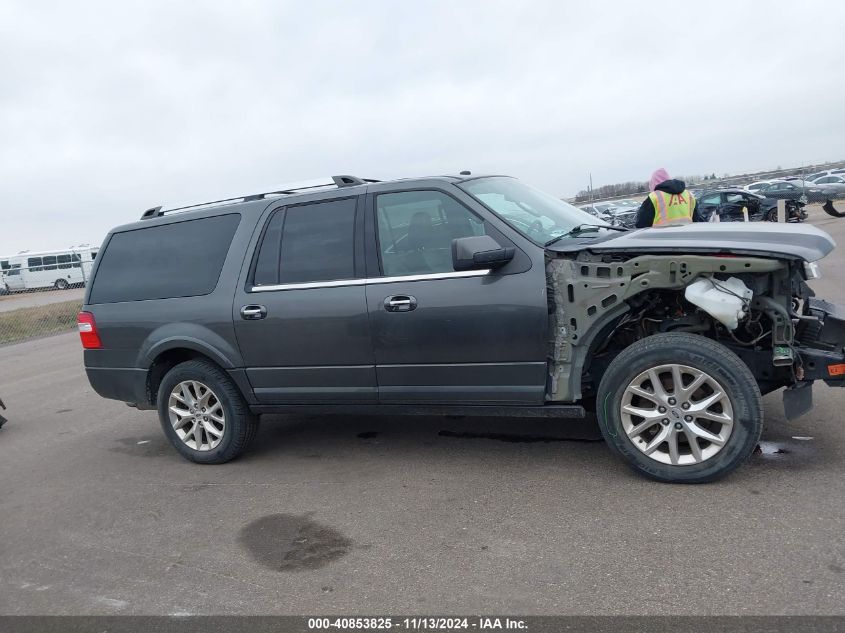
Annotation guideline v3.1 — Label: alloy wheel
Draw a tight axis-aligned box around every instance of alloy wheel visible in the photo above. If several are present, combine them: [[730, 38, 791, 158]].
[[620, 364, 734, 466], [168, 381, 225, 451]]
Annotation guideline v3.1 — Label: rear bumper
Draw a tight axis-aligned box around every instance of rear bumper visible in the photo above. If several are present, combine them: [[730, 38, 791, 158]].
[[85, 367, 150, 408]]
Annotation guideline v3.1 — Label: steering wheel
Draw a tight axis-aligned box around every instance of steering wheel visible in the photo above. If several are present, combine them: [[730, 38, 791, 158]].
[[527, 220, 545, 239]]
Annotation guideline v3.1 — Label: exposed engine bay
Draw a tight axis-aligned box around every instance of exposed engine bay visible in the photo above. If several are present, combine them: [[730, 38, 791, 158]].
[[546, 249, 845, 418]]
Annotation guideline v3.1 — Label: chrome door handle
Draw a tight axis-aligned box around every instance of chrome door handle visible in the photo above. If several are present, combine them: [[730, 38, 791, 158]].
[[384, 295, 417, 312], [240, 305, 267, 320]]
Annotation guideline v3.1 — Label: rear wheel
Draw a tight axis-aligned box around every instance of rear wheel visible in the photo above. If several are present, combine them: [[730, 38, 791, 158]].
[[597, 333, 762, 483], [55, 279, 69, 290], [157, 359, 258, 464]]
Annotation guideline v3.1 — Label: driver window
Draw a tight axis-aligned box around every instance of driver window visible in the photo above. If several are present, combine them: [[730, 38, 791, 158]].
[[725, 193, 744, 203], [376, 191, 485, 277]]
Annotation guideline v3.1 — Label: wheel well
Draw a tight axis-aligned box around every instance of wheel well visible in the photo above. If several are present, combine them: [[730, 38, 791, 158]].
[[146, 348, 222, 406]]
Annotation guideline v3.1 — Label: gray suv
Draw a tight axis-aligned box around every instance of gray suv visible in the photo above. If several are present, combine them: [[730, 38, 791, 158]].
[[80, 174, 845, 483]]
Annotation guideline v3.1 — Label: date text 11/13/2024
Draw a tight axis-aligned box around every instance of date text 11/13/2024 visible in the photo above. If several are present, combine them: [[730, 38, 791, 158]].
[[307, 617, 528, 630]]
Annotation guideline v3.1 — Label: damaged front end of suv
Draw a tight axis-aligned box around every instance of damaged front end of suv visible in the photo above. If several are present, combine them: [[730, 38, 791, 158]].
[[547, 223, 845, 416], [541, 222, 845, 482]]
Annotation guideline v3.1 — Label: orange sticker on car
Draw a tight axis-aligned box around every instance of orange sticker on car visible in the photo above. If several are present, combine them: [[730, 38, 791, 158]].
[[829, 364, 845, 376]]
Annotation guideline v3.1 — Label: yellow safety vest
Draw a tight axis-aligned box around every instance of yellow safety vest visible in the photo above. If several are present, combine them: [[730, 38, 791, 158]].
[[649, 190, 695, 227]]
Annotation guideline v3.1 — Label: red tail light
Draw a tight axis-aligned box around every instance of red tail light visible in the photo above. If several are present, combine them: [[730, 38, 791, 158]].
[[77, 311, 102, 349]]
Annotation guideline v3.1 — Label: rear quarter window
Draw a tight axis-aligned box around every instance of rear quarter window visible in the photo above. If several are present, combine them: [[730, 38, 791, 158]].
[[88, 213, 240, 304]]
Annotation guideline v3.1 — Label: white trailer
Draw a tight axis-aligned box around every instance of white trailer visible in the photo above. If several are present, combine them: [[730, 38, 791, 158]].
[[2, 246, 99, 292]]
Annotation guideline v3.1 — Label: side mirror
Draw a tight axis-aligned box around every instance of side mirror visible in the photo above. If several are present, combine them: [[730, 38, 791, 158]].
[[452, 235, 515, 272]]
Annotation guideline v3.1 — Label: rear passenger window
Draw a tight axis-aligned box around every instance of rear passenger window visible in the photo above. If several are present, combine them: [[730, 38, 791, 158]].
[[252, 198, 356, 287], [88, 214, 240, 304]]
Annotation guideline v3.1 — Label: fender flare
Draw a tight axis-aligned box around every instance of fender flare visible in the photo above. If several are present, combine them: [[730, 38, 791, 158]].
[[139, 335, 240, 370]]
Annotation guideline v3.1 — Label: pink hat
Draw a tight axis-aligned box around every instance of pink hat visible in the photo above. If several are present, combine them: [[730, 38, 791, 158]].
[[649, 168, 670, 191]]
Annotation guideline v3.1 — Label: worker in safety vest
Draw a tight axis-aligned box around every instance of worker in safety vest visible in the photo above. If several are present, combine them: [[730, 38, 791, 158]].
[[634, 168, 699, 228]]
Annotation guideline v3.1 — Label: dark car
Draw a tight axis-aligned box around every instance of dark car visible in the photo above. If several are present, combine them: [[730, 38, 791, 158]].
[[79, 174, 845, 483], [695, 188, 807, 222], [758, 180, 830, 204]]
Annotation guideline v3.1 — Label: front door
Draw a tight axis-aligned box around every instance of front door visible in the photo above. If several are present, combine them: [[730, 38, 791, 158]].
[[365, 188, 548, 404], [233, 196, 376, 404], [697, 193, 722, 221]]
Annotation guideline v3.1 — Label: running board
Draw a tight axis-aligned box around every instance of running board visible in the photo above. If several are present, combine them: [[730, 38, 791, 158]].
[[250, 403, 586, 419]]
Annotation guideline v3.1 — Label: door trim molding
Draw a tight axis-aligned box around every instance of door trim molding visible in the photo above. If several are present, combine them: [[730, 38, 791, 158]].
[[250, 269, 491, 293]]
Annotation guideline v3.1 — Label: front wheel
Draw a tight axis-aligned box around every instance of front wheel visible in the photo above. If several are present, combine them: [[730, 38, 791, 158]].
[[597, 333, 763, 483], [55, 278, 69, 290], [157, 359, 259, 464]]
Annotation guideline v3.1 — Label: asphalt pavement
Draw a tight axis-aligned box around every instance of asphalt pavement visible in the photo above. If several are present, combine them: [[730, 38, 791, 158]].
[[0, 211, 844, 615]]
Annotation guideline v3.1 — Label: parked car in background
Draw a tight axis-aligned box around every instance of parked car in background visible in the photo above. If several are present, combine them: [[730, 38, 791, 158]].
[[745, 180, 778, 193], [809, 175, 845, 196], [578, 203, 614, 221], [807, 169, 845, 181], [758, 180, 830, 204], [582, 203, 640, 227], [695, 188, 807, 222], [606, 204, 638, 228], [782, 177, 824, 189], [579, 202, 639, 228], [612, 199, 641, 209]]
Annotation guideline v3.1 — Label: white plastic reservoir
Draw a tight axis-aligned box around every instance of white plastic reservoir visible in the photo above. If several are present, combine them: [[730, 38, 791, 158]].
[[684, 277, 753, 331]]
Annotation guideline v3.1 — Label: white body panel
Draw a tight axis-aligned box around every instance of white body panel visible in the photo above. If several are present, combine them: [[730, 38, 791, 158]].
[[1, 247, 99, 292]]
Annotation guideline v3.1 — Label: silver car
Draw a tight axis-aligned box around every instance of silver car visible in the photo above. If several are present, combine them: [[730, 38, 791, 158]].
[[811, 175, 845, 197]]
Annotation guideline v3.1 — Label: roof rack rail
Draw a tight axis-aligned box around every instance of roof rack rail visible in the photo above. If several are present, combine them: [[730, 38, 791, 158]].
[[139, 175, 379, 220], [140, 206, 162, 220]]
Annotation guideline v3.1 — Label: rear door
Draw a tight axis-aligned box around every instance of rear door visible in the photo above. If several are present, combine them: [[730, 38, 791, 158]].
[[233, 195, 376, 404], [364, 187, 547, 404]]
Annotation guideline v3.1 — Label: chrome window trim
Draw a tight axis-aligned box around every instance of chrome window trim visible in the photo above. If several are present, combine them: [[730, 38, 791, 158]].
[[250, 269, 491, 293]]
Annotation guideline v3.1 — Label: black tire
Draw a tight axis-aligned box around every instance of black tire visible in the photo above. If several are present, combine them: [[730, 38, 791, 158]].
[[766, 208, 778, 222], [55, 279, 69, 290], [597, 333, 763, 484], [157, 359, 258, 464]]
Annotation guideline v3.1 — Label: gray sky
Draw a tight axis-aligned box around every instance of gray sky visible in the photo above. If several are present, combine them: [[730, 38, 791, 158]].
[[1, 0, 844, 254]]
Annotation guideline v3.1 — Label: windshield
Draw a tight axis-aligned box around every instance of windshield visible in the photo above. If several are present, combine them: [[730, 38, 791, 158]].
[[459, 177, 606, 244]]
